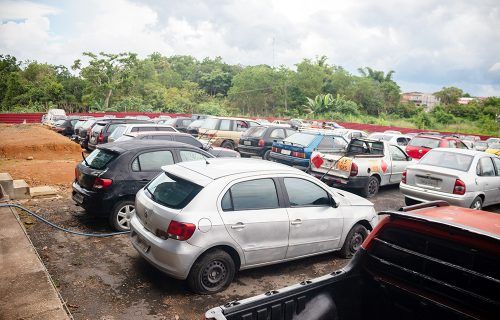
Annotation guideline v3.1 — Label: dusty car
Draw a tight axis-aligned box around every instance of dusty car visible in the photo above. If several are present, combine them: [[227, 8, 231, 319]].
[[238, 125, 296, 160], [197, 117, 261, 150], [72, 140, 215, 231], [485, 142, 500, 156], [205, 201, 500, 320], [400, 148, 500, 209], [130, 158, 377, 294], [475, 141, 489, 151], [309, 138, 414, 197]]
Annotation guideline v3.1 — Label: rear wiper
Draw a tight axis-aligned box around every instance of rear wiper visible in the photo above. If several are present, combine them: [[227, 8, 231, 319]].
[[81, 152, 90, 167]]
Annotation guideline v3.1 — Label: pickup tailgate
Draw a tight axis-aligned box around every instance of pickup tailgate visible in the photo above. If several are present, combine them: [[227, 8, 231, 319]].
[[310, 152, 353, 179]]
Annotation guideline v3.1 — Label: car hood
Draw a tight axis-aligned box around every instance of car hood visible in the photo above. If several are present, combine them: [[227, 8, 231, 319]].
[[331, 188, 374, 207]]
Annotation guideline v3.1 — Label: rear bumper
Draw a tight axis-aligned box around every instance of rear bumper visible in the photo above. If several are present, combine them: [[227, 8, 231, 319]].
[[269, 152, 309, 170], [399, 183, 475, 207], [71, 182, 115, 215], [238, 145, 265, 157], [129, 215, 202, 279], [310, 173, 370, 189]]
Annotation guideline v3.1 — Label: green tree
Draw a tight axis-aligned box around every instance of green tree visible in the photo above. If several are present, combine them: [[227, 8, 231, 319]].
[[434, 86, 463, 105]]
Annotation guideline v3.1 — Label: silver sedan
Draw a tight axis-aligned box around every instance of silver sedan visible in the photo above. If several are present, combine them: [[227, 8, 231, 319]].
[[130, 158, 377, 294], [400, 148, 500, 209]]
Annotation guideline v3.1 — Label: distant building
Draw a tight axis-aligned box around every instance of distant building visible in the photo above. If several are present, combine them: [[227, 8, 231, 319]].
[[457, 97, 476, 105], [401, 92, 440, 111]]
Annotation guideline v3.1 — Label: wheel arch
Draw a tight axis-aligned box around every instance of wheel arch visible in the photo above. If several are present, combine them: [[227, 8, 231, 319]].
[[192, 244, 243, 272]]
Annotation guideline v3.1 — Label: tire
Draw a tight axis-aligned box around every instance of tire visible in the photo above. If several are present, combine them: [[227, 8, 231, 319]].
[[404, 197, 420, 206], [340, 224, 369, 258], [262, 149, 271, 160], [470, 196, 483, 210], [360, 176, 380, 198], [187, 249, 235, 294], [221, 140, 235, 150], [109, 200, 135, 231]]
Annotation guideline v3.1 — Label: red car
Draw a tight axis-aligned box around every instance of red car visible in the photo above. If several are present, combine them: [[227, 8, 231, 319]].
[[406, 135, 468, 159]]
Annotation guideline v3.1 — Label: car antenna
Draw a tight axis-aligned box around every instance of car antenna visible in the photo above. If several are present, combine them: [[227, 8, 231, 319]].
[[81, 151, 90, 167]]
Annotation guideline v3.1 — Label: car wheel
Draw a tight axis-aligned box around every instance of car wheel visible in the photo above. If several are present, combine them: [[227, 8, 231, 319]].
[[470, 196, 483, 210], [340, 224, 368, 258], [361, 176, 379, 198], [262, 149, 271, 160], [404, 197, 420, 206], [221, 141, 235, 150], [110, 200, 135, 231], [187, 249, 235, 294]]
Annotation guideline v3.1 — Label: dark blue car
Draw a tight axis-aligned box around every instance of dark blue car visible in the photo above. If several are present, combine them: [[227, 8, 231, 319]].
[[269, 131, 348, 170]]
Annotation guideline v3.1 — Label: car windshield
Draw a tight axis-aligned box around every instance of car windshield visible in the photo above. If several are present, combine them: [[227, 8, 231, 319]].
[[146, 173, 202, 209], [408, 137, 440, 149], [475, 141, 487, 147], [419, 150, 473, 172], [201, 118, 219, 129], [83, 149, 118, 170], [283, 132, 316, 147], [245, 126, 267, 137], [369, 134, 392, 141]]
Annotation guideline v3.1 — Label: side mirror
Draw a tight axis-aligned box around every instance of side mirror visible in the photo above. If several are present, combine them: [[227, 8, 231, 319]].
[[330, 197, 339, 208]]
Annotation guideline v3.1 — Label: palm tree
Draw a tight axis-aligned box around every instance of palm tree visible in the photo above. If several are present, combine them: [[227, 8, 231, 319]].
[[358, 67, 395, 83]]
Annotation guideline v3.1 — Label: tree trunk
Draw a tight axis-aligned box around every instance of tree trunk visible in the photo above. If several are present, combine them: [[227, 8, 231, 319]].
[[104, 89, 113, 110]]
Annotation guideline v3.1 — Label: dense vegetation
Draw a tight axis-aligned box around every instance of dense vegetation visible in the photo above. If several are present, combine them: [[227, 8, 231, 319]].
[[0, 53, 498, 135]]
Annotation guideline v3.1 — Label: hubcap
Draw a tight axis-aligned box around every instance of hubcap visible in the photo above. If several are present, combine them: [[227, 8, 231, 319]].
[[351, 233, 364, 252], [472, 200, 482, 210], [201, 260, 227, 290], [368, 180, 377, 195], [117, 204, 135, 229]]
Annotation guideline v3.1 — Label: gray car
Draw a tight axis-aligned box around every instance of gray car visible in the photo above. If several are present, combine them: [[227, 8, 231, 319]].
[[400, 148, 500, 209], [130, 158, 377, 294]]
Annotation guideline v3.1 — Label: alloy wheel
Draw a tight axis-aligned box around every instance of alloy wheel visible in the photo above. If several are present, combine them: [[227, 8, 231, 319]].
[[116, 204, 135, 230]]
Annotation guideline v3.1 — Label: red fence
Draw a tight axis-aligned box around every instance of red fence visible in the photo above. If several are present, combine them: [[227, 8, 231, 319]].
[[0, 112, 496, 140]]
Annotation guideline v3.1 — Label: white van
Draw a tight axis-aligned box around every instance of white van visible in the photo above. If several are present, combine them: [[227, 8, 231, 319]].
[[43, 109, 67, 126]]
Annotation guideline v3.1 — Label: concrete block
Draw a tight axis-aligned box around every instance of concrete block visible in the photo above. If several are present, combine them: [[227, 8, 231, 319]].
[[0, 184, 9, 201], [30, 186, 58, 198], [12, 179, 30, 199], [0, 172, 14, 197]]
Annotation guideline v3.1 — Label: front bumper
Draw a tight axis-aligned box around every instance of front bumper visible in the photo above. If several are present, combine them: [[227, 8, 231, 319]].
[[399, 183, 475, 207], [269, 152, 309, 170], [71, 182, 115, 215], [129, 215, 202, 279], [310, 173, 370, 189]]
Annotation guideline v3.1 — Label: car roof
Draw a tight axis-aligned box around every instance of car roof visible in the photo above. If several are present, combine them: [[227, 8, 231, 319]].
[[96, 119, 150, 124], [126, 131, 192, 137], [430, 147, 487, 157], [165, 158, 301, 181], [97, 140, 200, 153], [207, 116, 256, 121]]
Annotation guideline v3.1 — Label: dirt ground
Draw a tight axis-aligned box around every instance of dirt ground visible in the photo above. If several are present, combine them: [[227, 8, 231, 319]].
[[0, 124, 81, 186]]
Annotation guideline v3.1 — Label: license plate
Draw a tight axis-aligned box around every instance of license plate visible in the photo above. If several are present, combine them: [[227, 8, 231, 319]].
[[135, 235, 150, 253], [336, 158, 352, 171], [244, 140, 251, 146], [418, 176, 438, 187], [72, 192, 83, 204], [281, 149, 291, 155]]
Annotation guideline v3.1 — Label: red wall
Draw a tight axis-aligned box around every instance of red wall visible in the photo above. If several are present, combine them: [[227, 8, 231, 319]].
[[0, 112, 495, 140]]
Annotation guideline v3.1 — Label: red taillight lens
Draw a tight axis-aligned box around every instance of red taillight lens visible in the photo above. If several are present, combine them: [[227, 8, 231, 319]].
[[93, 177, 113, 189], [98, 132, 104, 143], [350, 162, 358, 176], [74, 167, 79, 181], [402, 170, 407, 184], [166, 220, 196, 241], [453, 179, 466, 195], [272, 146, 280, 152], [258, 139, 265, 147], [291, 151, 306, 158]]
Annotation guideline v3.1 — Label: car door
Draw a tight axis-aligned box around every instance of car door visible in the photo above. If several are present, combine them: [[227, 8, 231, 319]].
[[218, 178, 289, 265], [282, 177, 343, 258], [475, 157, 498, 206], [389, 145, 411, 183], [130, 150, 175, 190], [492, 157, 500, 203]]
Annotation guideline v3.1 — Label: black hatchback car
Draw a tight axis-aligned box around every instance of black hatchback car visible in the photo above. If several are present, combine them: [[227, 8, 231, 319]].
[[72, 140, 214, 231], [238, 125, 296, 159]]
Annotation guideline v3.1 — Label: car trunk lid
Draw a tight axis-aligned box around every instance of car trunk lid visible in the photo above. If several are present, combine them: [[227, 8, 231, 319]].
[[310, 152, 353, 179], [75, 148, 119, 190], [406, 165, 461, 193]]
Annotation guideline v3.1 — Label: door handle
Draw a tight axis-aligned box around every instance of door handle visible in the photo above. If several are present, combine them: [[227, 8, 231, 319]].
[[291, 219, 302, 225], [231, 223, 246, 230]]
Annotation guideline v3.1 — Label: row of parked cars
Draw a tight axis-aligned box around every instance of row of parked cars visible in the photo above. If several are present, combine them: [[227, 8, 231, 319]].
[[44, 112, 499, 295]]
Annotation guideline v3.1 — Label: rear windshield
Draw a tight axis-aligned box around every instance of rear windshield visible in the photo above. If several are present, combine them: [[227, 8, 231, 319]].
[[92, 123, 106, 133], [84, 149, 118, 169], [408, 137, 440, 149], [201, 118, 219, 129], [109, 125, 127, 138], [146, 173, 202, 209], [419, 150, 473, 172], [245, 126, 267, 137], [81, 120, 95, 129], [283, 133, 316, 147], [369, 134, 392, 141]]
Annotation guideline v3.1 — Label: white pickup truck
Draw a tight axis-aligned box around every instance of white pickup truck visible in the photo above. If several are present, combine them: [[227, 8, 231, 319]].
[[309, 138, 415, 197]]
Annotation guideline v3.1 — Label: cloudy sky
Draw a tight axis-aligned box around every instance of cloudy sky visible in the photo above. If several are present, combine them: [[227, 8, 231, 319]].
[[1, 0, 499, 96]]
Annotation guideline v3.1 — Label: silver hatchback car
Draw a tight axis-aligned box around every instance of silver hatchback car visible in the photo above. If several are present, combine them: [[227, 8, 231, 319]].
[[400, 148, 500, 209], [130, 158, 377, 294]]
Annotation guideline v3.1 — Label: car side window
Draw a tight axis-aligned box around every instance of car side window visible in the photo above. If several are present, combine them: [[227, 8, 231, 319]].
[[182, 119, 192, 126], [317, 136, 333, 149], [132, 150, 174, 172], [270, 129, 285, 139], [352, 132, 362, 138], [457, 141, 467, 149], [476, 157, 496, 177], [448, 140, 457, 148], [179, 150, 207, 162], [396, 137, 408, 146], [157, 127, 176, 132], [151, 135, 172, 141], [390, 145, 407, 161], [222, 179, 279, 211], [174, 135, 203, 148], [219, 120, 232, 131], [284, 178, 330, 207], [493, 157, 500, 176], [248, 121, 260, 127], [235, 121, 249, 132]]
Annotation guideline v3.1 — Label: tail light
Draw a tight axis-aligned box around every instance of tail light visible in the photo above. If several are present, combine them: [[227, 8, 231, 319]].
[[74, 167, 79, 181], [272, 146, 279, 152], [165, 220, 196, 241], [93, 177, 113, 189], [453, 179, 466, 195], [291, 151, 306, 158], [350, 162, 358, 176], [98, 132, 104, 143], [401, 170, 407, 184], [258, 139, 265, 147]]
